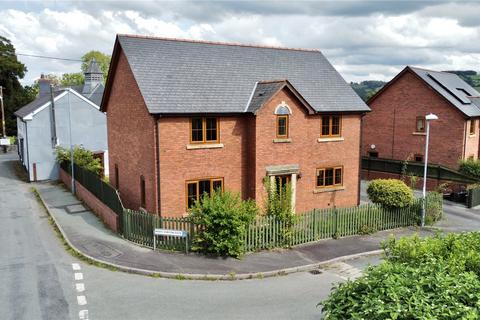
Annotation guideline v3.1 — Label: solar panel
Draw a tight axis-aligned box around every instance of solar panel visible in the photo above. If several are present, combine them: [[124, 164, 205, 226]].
[[427, 72, 471, 104]]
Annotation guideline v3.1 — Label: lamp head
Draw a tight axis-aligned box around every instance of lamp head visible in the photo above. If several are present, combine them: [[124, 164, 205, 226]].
[[425, 113, 438, 121]]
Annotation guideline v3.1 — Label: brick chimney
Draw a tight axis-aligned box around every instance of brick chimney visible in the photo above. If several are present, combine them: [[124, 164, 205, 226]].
[[38, 74, 51, 96]]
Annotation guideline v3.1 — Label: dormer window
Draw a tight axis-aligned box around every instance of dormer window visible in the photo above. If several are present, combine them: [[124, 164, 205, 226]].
[[275, 104, 291, 139]]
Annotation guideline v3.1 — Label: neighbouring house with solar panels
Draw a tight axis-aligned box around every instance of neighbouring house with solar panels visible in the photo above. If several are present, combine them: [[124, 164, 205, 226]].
[[15, 59, 108, 182], [101, 34, 370, 217], [363, 66, 480, 170]]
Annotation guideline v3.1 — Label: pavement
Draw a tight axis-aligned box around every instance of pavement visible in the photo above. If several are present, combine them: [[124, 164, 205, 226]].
[[32, 178, 468, 280]]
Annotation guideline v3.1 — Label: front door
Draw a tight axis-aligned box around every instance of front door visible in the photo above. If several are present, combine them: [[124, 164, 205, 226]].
[[275, 175, 291, 196]]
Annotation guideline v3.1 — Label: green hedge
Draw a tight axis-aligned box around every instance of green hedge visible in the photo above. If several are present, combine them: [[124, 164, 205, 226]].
[[367, 179, 414, 208], [320, 233, 480, 319], [459, 158, 480, 180]]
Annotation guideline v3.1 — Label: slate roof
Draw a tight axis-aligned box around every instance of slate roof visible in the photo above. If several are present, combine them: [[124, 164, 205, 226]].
[[246, 81, 285, 114], [14, 91, 65, 118], [85, 58, 102, 74], [409, 67, 480, 117], [115, 35, 369, 114], [14, 83, 105, 120]]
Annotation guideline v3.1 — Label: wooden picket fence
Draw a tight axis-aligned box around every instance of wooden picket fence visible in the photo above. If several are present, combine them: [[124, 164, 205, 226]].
[[122, 209, 197, 251], [122, 193, 442, 253], [244, 201, 420, 251]]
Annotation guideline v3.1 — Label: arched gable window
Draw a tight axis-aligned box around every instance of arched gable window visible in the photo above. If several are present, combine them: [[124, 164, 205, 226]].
[[275, 103, 291, 138]]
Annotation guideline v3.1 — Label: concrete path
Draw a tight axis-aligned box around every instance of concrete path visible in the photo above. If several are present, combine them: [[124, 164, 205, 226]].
[[34, 181, 447, 278]]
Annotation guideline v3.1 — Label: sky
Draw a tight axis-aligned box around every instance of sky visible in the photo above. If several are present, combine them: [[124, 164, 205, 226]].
[[1, 0, 479, 85]]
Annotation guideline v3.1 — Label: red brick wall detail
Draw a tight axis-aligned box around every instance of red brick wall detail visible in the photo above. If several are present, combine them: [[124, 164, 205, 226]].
[[363, 70, 469, 169], [104, 49, 158, 213]]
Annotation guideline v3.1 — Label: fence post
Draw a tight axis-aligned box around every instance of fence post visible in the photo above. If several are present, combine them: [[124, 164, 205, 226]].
[[333, 206, 338, 238]]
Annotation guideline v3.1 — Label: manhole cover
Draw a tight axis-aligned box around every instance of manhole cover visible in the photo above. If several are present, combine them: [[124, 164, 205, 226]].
[[309, 269, 323, 275], [66, 204, 86, 213]]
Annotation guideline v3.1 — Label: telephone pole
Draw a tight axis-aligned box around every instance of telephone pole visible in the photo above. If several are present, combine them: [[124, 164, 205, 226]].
[[0, 86, 5, 138], [0, 86, 6, 153]]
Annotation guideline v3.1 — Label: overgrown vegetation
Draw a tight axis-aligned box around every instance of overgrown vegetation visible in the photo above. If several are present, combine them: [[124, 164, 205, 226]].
[[264, 178, 296, 244], [367, 179, 414, 208], [55, 146, 102, 175], [459, 158, 480, 180], [189, 190, 257, 257], [320, 232, 480, 319]]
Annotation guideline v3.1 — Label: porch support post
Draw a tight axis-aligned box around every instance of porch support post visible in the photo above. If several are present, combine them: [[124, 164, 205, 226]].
[[291, 173, 297, 213]]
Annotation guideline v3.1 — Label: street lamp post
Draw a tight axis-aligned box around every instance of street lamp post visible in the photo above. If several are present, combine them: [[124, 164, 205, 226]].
[[0, 86, 6, 153], [421, 113, 439, 227]]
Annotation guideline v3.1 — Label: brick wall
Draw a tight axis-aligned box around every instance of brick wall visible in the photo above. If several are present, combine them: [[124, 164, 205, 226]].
[[104, 49, 158, 213], [59, 167, 119, 232], [254, 88, 362, 212], [158, 115, 250, 216], [363, 69, 469, 169]]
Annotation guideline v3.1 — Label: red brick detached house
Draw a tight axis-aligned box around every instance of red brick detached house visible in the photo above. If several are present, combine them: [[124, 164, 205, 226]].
[[363, 66, 480, 169], [101, 35, 370, 217]]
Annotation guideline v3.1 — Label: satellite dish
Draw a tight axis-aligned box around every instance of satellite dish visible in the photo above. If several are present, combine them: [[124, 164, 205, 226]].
[[370, 144, 376, 149]]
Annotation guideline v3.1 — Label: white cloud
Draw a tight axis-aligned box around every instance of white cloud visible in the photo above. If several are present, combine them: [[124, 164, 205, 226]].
[[0, 1, 479, 86]]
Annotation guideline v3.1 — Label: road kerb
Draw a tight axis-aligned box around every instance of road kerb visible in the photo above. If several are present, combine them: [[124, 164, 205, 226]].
[[35, 188, 384, 280]]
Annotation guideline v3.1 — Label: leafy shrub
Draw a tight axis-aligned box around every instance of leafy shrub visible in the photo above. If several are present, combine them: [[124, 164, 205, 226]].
[[55, 146, 102, 175], [189, 191, 257, 257], [459, 158, 480, 180], [320, 233, 480, 319], [425, 191, 443, 225], [367, 179, 414, 208]]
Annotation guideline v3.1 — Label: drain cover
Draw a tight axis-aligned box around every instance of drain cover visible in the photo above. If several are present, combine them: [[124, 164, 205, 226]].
[[66, 204, 86, 213], [309, 269, 323, 275]]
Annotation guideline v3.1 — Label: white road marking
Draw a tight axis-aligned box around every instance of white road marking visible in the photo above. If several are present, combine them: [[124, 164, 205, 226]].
[[79, 310, 89, 320], [74, 272, 83, 281], [72, 263, 81, 271], [76, 283, 85, 293], [77, 295, 87, 306]]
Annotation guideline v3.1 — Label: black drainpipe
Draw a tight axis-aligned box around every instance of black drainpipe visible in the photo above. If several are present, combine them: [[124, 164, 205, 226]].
[[50, 85, 58, 148], [154, 114, 161, 216]]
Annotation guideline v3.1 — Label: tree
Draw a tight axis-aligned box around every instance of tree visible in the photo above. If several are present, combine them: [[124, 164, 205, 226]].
[[60, 72, 84, 86], [0, 36, 35, 136], [81, 51, 111, 81]]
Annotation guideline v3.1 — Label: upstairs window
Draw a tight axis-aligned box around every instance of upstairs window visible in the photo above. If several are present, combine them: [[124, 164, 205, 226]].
[[321, 115, 341, 137], [276, 116, 289, 138], [470, 119, 476, 136], [190, 117, 219, 143], [316, 166, 343, 188], [114, 164, 119, 189], [186, 178, 223, 208], [416, 117, 425, 133], [275, 105, 291, 139]]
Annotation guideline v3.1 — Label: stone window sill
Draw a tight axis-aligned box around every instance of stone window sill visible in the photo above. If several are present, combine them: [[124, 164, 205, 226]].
[[313, 186, 345, 194], [317, 137, 344, 143], [273, 138, 292, 143], [412, 132, 426, 136], [470, 134, 476, 138], [186, 143, 224, 150]]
